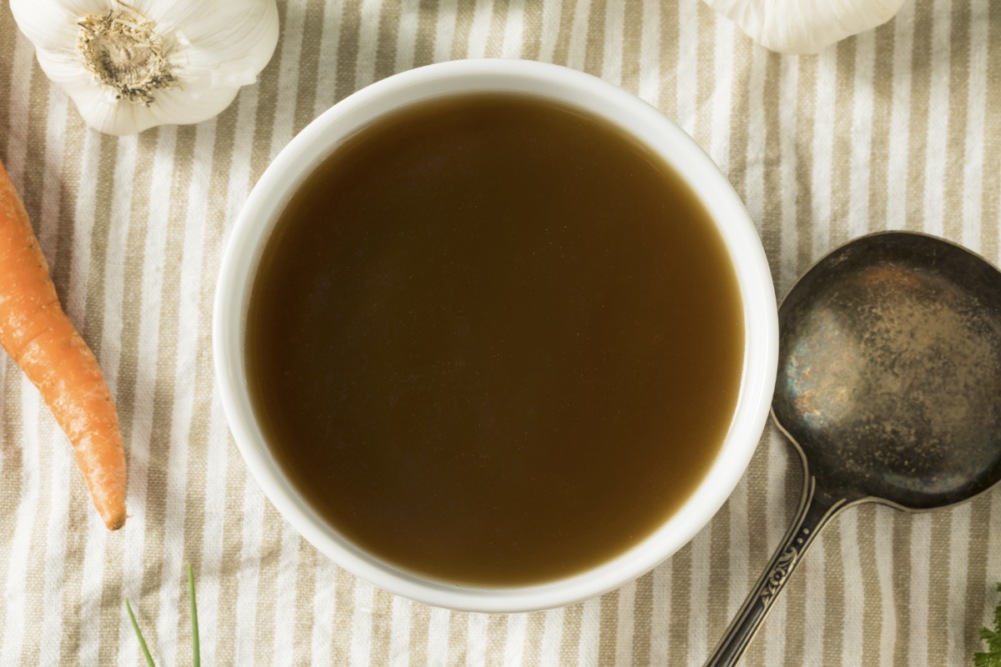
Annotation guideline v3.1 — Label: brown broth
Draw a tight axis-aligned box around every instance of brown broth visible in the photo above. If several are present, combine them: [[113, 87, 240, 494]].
[[245, 94, 744, 587]]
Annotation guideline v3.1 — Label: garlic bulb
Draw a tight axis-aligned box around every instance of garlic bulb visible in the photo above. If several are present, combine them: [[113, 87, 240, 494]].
[[10, 0, 279, 136], [702, 0, 907, 55]]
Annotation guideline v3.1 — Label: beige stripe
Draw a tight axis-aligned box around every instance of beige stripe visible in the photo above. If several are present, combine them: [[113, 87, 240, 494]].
[[549, 0, 578, 66], [668, 545, 690, 663], [772, 51, 796, 288], [250, 2, 288, 187], [485, 614, 508, 667], [214, 435, 249, 664], [618, 0, 642, 95], [483, 0, 509, 57], [113, 131, 162, 432], [408, 603, 432, 667], [332, 567, 357, 665], [81, 134, 119, 355], [840, 509, 864, 666], [904, 0, 935, 232], [883, 0, 916, 231], [295, 0, 328, 133], [707, 506, 731, 660], [907, 516, 931, 667], [891, 512, 912, 667], [725, 38, 751, 205], [794, 55, 818, 273], [597, 589, 618, 665], [337, 0, 365, 100], [830, 38, 857, 248], [821, 518, 845, 664], [580, 0, 605, 75], [0, 5, 17, 161], [521, 612, 547, 667], [368, 586, 394, 666], [926, 512, 952, 664], [692, 2, 715, 150], [946, 504, 969, 665], [556, 604, 580, 667], [292, 542, 318, 665], [761, 51, 783, 301], [782, 487, 808, 665], [942, 0, 971, 241], [982, 1, 1001, 260], [0, 358, 21, 661], [50, 115, 86, 319], [656, 0, 678, 119], [856, 505, 882, 667], [375, 0, 403, 80], [632, 572, 654, 666], [742, 440, 772, 667], [314, 0, 346, 114], [964, 495, 992, 659], [447, 612, 469, 665], [519, 0, 543, 61], [649, 565, 669, 665], [20, 62, 50, 224], [449, 0, 475, 61], [412, 0, 439, 67], [867, 21, 896, 233]]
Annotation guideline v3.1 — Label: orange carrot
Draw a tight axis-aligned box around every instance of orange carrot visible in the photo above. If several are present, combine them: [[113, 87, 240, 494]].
[[0, 157, 126, 530]]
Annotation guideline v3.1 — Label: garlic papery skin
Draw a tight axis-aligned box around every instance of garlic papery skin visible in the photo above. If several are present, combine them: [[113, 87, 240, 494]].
[[702, 0, 907, 55], [10, 0, 280, 136]]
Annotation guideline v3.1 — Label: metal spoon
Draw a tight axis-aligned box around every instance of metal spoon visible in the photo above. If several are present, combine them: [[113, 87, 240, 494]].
[[706, 231, 1001, 666]]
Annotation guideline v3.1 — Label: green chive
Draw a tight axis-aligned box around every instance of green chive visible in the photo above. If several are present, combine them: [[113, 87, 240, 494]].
[[188, 564, 200, 667], [125, 597, 157, 667]]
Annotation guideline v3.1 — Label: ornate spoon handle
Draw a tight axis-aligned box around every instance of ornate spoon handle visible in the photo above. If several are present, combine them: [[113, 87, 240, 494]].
[[703, 477, 847, 667]]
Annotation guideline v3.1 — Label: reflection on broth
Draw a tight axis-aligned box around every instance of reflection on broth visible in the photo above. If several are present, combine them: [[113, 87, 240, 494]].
[[245, 94, 744, 587]]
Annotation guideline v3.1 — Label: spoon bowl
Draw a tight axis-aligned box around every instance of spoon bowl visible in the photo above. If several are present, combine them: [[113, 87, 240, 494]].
[[707, 231, 1001, 666]]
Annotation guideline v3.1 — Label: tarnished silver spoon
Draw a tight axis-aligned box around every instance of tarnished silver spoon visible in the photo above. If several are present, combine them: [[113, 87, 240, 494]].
[[706, 231, 1001, 666]]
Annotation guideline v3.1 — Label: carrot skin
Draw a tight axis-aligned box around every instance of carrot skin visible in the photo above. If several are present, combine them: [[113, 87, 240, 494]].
[[0, 158, 126, 530]]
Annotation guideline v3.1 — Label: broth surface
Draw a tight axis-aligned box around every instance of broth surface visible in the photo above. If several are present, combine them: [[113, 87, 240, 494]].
[[246, 94, 744, 586]]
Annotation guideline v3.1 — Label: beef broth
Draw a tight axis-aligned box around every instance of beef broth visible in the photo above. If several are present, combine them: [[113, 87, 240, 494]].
[[245, 94, 744, 586]]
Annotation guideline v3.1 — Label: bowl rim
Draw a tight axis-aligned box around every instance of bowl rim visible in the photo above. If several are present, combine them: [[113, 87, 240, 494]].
[[213, 58, 778, 613]]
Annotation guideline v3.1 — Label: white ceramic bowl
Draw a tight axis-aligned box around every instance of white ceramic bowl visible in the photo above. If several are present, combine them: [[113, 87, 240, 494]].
[[213, 59, 778, 613]]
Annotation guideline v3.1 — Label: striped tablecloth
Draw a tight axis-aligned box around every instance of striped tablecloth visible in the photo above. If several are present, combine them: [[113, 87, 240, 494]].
[[1, 0, 999, 665]]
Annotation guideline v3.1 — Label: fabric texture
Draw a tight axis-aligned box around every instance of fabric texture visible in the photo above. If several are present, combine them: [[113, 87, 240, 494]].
[[0, 0, 999, 665]]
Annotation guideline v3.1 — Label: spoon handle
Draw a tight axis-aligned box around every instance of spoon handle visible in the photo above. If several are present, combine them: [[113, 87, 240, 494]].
[[703, 477, 846, 667]]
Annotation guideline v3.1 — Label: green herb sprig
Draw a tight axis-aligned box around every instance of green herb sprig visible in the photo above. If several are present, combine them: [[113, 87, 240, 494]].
[[125, 565, 201, 667], [976, 583, 1001, 667]]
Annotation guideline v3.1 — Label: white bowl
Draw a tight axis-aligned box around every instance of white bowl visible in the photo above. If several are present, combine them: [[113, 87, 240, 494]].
[[213, 59, 778, 613]]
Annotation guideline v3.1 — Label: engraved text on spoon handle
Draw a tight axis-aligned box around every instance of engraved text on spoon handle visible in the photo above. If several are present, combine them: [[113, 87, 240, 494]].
[[703, 477, 846, 667]]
